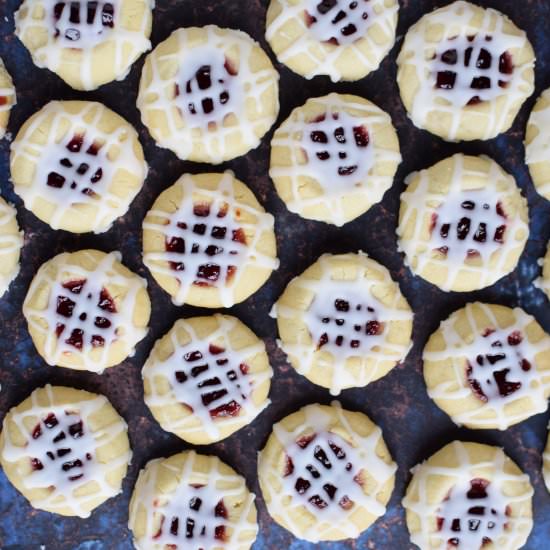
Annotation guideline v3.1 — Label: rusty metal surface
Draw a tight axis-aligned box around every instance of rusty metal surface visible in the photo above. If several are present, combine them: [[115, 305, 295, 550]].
[[0, 0, 550, 548]]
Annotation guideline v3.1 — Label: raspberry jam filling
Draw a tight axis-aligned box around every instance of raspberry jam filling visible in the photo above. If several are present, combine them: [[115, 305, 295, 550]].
[[53, 1, 115, 42], [46, 134, 104, 197], [173, 343, 250, 419], [55, 278, 117, 350], [466, 328, 531, 402], [30, 411, 92, 482], [164, 201, 247, 287], [0, 96, 7, 106]]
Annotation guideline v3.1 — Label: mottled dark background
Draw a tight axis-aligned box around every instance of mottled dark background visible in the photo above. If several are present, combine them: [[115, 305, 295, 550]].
[[0, 0, 549, 548]]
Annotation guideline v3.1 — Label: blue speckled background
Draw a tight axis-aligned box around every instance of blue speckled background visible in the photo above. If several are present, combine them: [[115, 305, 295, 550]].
[[1, 0, 550, 548]]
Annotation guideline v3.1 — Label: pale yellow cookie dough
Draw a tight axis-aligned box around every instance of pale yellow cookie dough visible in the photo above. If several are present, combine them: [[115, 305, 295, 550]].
[[23, 249, 150, 373], [270, 93, 401, 226], [0, 384, 131, 517], [129, 450, 258, 550], [0, 196, 23, 298], [0, 58, 16, 139]]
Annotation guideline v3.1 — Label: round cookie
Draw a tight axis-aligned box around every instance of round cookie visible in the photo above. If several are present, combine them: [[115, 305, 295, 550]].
[[11, 100, 147, 234], [258, 402, 396, 542], [0, 58, 16, 139], [265, 0, 399, 82], [525, 88, 550, 201], [142, 171, 279, 308], [424, 302, 550, 430], [15, 0, 153, 91], [535, 242, 550, 301], [142, 314, 272, 445], [272, 252, 412, 395], [0, 384, 131, 517], [128, 450, 258, 550], [397, 154, 529, 292], [23, 249, 150, 373], [270, 93, 401, 226], [403, 440, 533, 550], [0, 196, 23, 298], [137, 25, 279, 164], [397, 1, 535, 142]]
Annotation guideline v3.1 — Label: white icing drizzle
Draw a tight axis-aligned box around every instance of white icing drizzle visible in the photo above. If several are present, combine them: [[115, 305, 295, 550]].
[[262, 402, 396, 542], [11, 101, 147, 233], [1, 384, 131, 518], [0, 197, 23, 297], [270, 93, 400, 226], [0, 58, 17, 138], [130, 451, 257, 550], [138, 26, 278, 164], [403, 441, 534, 550], [266, 0, 398, 82], [143, 171, 279, 308], [544, 430, 550, 493], [397, 154, 528, 291], [397, 1, 534, 141], [23, 250, 148, 373], [424, 303, 550, 430], [15, 0, 152, 90], [143, 314, 272, 442], [273, 253, 412, 395]]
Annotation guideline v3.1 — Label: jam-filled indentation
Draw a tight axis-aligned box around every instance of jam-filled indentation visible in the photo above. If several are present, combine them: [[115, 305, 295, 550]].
[[53, 1, 115, 42]]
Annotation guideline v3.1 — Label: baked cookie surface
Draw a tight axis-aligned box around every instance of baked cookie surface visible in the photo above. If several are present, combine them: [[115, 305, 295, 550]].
[[142, 314, 272, 445], [258, 402, 396, 542], [0, 58, 16, 139], [424, 302, 550, 430], [0, 384, 131, 517], [403, 440, 533, 550], [23, 249, 150, 373], [11, 100, 147, 234], [143, 171, 278, 308], [138, 25, 279, 163], [397, 154, 528, 292], [270, 93, 401, 226], [0, 196, 23, 298], [128, 450, 258, 550], [272, 252, 412, 395], [15, 0, 153, 90], [265, 0, 399, 82], [397, 1, 535, 141]]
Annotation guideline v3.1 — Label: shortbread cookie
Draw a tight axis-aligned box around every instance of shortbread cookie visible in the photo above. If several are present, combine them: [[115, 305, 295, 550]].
[[0, 384, 131, 517], [270, 93, 401, 226], [138, 25, 279, 163], [142, 314, 272, 445], [397, 1, 535, 142], [129, 450, 258, 550], [143, 172, 278, 308], [0, 197, 23, 298], [525, 88, 550, 201], [23, 249, 150, 373], [0, 58, 16, 139], [15, 0, 153, 90], [11, 101, 147, 234], [258, 402, 396, 542], [535, 242, 550, 301], [544, 430, 550, 493], [403, 441, 533, 550], [397, 154, 528, 292], [424, 302, 550, 430], [272, 252, 412, 395], [266, 0, 398, 82]]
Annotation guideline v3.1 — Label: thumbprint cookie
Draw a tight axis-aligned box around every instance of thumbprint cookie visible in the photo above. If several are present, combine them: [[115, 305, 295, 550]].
[[397, 154, 528, 292], [142, 171, 278, 308], [403, 441, 533, 550], [0, 197, 23, 298], [15, 0, 153, 90], [397, 1, 535, 142], [424, 302, 550, 430], [0, 384, 132, 517], [142, 314, 272, 445], [265, 0, 399, 82], [535, 242, 550, 301], [137, 25, 279, 164], [258, 402, 396, 542], [272, 252, 412, 395], [11, 101, 147, 234], [128, 450, 258, 550], [23, 249, 150, 373], [270, 93, 401, 226], [0, 59, 16, 139]]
